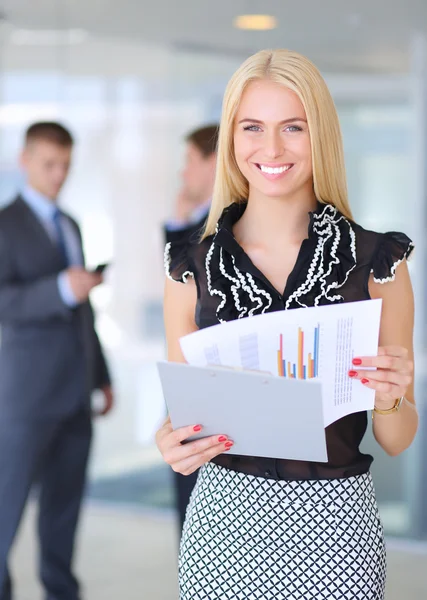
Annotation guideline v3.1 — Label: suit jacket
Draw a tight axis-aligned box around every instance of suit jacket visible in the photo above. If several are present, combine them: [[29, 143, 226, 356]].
[[0, 196, 110, 419], [163, 212, 208, 247]]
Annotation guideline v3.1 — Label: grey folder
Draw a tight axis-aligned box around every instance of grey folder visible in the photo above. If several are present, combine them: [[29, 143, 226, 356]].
[[157, 362, 328, 463]]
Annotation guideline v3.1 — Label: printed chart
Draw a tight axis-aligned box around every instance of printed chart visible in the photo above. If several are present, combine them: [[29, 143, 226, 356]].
[[277, 325, 320, 380]]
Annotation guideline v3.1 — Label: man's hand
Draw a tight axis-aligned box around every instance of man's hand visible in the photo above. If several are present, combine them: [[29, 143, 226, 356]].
[[93, 385, 114, 417], [66, 267, 102, 303]]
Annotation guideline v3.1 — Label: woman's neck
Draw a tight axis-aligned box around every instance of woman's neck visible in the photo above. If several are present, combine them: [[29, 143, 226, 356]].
[[234, 190, 318, 249]]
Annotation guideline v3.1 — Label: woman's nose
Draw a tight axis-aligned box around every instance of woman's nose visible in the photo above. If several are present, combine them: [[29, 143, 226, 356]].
[[264, 132, 283, 159]]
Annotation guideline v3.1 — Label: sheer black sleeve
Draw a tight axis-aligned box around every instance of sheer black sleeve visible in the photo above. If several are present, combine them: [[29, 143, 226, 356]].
[[164, 242, 194, 283], [371, 232, 414, 283]]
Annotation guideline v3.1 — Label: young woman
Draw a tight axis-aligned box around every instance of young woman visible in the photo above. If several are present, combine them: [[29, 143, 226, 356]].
[[157, 49, 418, 599]]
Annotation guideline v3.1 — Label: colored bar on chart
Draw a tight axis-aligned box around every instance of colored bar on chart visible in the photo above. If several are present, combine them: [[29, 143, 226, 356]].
[[298, 328, 304, 379], [316, 325, 320, 376], [287, 362, 292, 378], [277, 334, 284, 376], [315, 327, 320, 377], [308, 353, 312, 378], [314, 326, 319, 377], [277, 351, 283, 377], [303, 365, 307, 380], [281, 335, 285, 377], [293, 364, 296, 378]]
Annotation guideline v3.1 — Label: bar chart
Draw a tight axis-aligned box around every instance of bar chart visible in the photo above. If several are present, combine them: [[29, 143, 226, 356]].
[[277, 325, 320, 379]]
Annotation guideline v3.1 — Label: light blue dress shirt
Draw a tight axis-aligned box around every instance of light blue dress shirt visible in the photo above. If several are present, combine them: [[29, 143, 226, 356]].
[[165, 197, 211, 231], [20, 185, 82, 307]]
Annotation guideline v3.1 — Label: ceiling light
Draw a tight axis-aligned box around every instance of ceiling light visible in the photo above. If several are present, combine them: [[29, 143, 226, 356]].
[[234, 14, 277, 31]]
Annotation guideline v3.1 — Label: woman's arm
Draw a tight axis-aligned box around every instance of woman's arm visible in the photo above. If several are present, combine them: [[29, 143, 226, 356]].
[[156, 276, 233, 474], [163, 275, 199, 361], [352, 261, 418, 456]]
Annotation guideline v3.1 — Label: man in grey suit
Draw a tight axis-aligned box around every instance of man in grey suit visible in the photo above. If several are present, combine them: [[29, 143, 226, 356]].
[[0, 122, 113, 600]]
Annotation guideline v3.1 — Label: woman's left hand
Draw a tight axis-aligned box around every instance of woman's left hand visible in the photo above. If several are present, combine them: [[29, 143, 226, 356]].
[[348, 345, 413, 410]]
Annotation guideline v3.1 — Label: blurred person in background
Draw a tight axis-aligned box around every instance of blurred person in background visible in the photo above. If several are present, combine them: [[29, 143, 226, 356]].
[[163, 124, 218, 532], [0, 122, 113, 600], [164, 124, 218, 250]]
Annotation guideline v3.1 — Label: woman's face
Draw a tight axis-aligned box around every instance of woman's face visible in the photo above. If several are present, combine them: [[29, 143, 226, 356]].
[[233, 79, 313, 201]]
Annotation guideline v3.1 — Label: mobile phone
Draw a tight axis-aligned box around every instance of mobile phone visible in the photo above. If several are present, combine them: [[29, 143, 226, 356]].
[[93, 263, 110, 274]]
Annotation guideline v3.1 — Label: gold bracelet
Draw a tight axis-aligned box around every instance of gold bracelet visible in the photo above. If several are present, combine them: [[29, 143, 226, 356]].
[[372, 396, 404, 418]]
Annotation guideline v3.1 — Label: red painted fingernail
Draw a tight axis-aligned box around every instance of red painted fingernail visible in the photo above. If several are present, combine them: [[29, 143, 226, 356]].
[[193, 425, 202, 432], [348, 370, 357, 378], [352, 358, 362, 366], [224, 441, 233, 448], [218, 436, 227, 442], [361, 378, 369, 384]]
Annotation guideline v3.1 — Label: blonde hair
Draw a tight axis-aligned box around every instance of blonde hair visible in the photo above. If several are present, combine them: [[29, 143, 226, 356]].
[[203, 49, 352, 238]]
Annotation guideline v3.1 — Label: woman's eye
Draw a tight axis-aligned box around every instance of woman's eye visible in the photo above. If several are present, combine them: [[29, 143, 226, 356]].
[[243, 125, 261, 132], [242, 124, 303, 133]]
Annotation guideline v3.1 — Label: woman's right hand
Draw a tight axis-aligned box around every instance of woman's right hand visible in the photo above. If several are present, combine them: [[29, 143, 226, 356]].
[[155, 417, 234, 476]]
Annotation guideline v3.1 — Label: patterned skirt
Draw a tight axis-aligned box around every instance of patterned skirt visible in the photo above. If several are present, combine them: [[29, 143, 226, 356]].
[[179, 462, 386, 599]]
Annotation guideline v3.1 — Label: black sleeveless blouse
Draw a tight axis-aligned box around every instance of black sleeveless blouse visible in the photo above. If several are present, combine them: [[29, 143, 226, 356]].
[[165, 201, 414, 481]]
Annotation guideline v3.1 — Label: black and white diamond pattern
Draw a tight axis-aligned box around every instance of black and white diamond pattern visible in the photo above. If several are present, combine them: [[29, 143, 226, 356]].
[[179, 463, 386, 599]]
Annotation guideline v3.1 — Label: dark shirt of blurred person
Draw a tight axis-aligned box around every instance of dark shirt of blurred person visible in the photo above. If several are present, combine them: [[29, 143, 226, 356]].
[[0, 121, 113, 600]]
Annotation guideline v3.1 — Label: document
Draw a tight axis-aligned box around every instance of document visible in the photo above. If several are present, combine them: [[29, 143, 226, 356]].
[[158, 362, 328, 462], [180, 299, 382, 426]]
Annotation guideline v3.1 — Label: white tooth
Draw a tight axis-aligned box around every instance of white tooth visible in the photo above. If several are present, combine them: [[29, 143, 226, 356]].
[[260, 164, 291, 173]]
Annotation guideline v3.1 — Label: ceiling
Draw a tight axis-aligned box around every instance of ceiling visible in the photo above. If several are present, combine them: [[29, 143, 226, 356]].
[[1, 0, 427, 74]]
